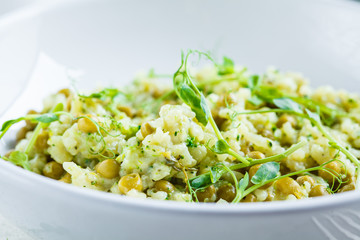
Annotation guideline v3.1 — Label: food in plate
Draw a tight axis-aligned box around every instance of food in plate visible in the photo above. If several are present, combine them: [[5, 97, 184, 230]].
[[1, 51, 359, 203]]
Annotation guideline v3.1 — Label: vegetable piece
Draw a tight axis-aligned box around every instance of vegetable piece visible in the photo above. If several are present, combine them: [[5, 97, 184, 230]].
[[34, 131, 49, 150], [242, 194, 257, 202], [273, 98, 303, 114], [276, 114, 297, 128], [247, 151, 265, 160], [140, 122, 155, 138], [78, 116, 98, 133], [59, 173, 72, 184], [16, 126, 29, 142], [309, 185, 329, 197], [95, 159, 120, 179], [118, 173, 143, 194], [274, 177, 302, 196], [216, 184, 236, 202], [154, 180, 175, 193], [318, 161, 344, 184], [43, 161, 64, 180], [57, 88, 72, 98], [196, 185, 216, 202], [296, 175, 315, 187]]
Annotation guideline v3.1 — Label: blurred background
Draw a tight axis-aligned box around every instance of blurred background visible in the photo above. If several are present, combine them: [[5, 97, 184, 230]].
[[0, 0, 34, 15], [0, 1, 36, 240]]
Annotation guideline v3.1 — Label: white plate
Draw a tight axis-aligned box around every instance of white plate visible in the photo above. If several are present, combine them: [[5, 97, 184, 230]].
[[0, 0, 360, 239]]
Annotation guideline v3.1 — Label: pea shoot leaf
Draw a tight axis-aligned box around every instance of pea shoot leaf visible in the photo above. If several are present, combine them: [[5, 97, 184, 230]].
[[6, 151, 30, 170], [148, 68, 156, 78], [251, 162, 280, 185], [174, 51, 254, 166], [218, 56, 235, 75], [179, 84, 210, 126], [321, 112, 337, 127], [247, 75, 261, 90], [117, 123, 139, 139], [210, 139, 231, 154], [79, 88, 124, 101], [210, 165, 225, 183], [248, 95, 264, 106], [173, 52, 211, 126], [189, 174, 212, 189], [247, 75, 265, 106], [238, 172, 249, 193], [253, 85, 283, 102], [0, 117, 25, 132], [305, 109, 321, 123], [52, 103, 64, 113], [33, 113, 59, 123], [292, 96, 345, 122], [273, 98, 303, 114]]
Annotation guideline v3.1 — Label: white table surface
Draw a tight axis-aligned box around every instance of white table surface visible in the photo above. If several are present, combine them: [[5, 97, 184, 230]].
[[0, 214, 33, 240]]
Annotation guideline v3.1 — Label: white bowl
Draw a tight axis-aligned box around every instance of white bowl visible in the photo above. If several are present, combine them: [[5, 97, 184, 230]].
[[1, 0, 360, 239]]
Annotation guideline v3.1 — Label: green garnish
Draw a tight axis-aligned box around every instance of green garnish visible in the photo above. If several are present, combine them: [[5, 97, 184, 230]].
[[218, 56, 235, 75], [0, 103, 67, 169], [180, 50, 357, 202], [233, 159, 346, 203], [250, 162, 280, 185], [234, 172, 249, 202], [78, 88, 125, 100], [2, 151, 30, 170], [189, 140, 306, 190], [248, 79, 347, 124], [173, 50, 249, 165], [186, 137, 198, 148], [232, 97, 360, 189]]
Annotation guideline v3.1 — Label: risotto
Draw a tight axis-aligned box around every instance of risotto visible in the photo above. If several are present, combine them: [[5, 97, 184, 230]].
[[1, 51, 360, 203]]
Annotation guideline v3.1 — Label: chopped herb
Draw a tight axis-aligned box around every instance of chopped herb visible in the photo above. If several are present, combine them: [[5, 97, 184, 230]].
[[186, 136, 198, 148]]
